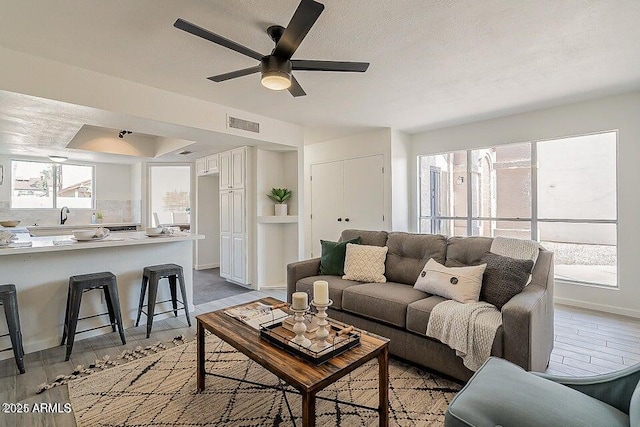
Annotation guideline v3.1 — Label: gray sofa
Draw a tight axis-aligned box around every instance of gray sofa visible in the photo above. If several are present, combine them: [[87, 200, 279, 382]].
[[287, 229, 554, 381]]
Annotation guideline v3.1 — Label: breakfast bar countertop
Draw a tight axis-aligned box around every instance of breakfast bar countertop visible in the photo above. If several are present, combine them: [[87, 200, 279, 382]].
[[0, 231, 204, 256]]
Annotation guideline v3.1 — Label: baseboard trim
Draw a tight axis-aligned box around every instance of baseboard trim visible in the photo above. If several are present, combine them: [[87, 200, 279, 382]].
[[194, 263, 219, 270], [554, 297, 640, 319], [259, 284, 286, 290]]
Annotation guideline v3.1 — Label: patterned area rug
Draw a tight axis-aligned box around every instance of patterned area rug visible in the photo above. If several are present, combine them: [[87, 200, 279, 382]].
[[68, 334, 460, 426]]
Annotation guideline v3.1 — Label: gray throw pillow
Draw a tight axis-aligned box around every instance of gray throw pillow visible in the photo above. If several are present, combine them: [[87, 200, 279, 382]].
[[480, 252, 534, 309]]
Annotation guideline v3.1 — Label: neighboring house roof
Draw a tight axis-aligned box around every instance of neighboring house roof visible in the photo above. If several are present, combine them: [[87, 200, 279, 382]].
[[58, 179, 92, 197]]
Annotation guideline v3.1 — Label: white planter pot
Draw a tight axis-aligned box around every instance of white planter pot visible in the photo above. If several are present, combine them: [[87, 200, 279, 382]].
[[274, 204, 288, 216]]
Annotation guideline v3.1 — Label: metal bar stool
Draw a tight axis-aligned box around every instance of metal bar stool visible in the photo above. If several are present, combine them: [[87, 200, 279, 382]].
[[0, 284, 25, 374], [61, 272, 126, 361], [135, 264, 191, 339]]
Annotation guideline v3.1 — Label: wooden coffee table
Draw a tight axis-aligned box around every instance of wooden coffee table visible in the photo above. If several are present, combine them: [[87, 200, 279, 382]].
[[196, 297, 390, 427]]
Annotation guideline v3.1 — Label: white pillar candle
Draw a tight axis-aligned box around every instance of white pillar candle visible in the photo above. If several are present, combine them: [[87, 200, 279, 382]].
[[291, 292, 308, 310], [313, 280, 329, 305]]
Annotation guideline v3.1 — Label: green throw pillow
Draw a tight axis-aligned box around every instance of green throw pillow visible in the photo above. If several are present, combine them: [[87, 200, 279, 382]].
[[319, 237, 362, 275]]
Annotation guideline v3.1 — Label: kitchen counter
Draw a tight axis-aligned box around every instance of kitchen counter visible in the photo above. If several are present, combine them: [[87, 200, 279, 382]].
[[0, 231, 202, 256], [0, 231, 203, 360]]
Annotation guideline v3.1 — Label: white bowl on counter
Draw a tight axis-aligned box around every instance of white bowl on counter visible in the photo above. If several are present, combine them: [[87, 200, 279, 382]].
[[0, 220, 21, 227], [72, 229, 96, 241], [145, 227, 163, 236]]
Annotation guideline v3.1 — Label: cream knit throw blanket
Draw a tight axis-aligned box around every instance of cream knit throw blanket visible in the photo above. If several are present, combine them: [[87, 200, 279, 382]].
[[426, 300, 502, 371]]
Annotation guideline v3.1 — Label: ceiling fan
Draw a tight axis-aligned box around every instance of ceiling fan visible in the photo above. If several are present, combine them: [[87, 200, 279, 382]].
[[173, 0, 369, 97]]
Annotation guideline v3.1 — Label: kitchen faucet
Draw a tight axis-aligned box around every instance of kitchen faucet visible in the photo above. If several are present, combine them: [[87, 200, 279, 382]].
[[60, 207, 70, 225]]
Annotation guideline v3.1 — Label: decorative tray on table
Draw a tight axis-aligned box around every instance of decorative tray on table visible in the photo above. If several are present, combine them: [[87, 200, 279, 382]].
[[259, 315, 361, 365]]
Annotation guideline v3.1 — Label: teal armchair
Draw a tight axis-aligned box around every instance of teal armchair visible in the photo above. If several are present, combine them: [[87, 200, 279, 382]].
[[445, 357, 640, 427]]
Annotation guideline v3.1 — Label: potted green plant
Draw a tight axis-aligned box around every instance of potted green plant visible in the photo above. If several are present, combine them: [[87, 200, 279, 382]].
[[96, 212, 103, 224], [267, 188, 292, 216]]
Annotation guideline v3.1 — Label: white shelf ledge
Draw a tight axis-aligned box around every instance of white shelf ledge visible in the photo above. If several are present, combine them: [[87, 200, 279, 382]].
[[257, 215, 299, 224]]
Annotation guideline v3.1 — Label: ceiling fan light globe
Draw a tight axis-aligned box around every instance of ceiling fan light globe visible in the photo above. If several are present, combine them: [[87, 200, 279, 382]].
[[261, 71, 291, 91]]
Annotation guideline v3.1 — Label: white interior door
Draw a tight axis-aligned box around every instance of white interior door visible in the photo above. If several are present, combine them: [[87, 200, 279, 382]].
[[343, 155, 385, 231], [311, 161, 344, 257]]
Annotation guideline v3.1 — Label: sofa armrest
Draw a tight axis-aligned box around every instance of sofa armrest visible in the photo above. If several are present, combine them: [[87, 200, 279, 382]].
[[533, 364, 640, 414], [286, 258, 320, 303], [501, 250, 554, 372]]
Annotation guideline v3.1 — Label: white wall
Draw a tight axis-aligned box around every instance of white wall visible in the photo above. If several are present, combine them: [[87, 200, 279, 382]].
[[255, 149, 299, 287], [391, 130, 411, 231], [0, 155, 133, 225], [410, 91, 640, 318], [304, 128, 393, 257], [196, 174, 220, 269]]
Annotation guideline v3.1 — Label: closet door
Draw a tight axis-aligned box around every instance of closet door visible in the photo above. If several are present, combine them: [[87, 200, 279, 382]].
[[310, 161, 344, 257], [343, 155, 385, 231]]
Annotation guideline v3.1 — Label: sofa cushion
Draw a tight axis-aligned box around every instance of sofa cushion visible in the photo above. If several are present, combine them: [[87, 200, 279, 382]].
[[406, 296, 447, 335], [385, 232, 447, 285], [319, 237, 362, 275], [445, 236, 493, 267], [343, 243, 388, 283], [340, 229, 388, 247], [342, 282, 428, 328], [414, 258, 487, 304], [445, 357, 629, 427], [296, 275, 360, 310], [480, 252, 534, 309]]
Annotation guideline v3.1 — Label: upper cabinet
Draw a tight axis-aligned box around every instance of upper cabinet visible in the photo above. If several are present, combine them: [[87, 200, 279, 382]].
[[195, 154, 220, 176], [220, 147, 245, 190], [196, 158, 207, 176]]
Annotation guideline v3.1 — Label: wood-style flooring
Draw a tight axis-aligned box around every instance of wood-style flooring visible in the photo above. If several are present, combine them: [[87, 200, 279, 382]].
[[0, 295, 638, 427]]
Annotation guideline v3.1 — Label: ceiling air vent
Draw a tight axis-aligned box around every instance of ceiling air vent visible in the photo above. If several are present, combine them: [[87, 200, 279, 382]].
[[178, 150, 193, 155], [228, 115, 260, 133]]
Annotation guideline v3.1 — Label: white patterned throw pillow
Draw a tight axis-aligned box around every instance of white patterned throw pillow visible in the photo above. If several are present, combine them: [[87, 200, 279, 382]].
[[414, 258, 487, 304], [342, 243, 388, 283]]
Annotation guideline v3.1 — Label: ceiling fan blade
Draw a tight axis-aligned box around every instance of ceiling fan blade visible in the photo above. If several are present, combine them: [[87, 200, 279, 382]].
[[208, 66, 261, 82], [292, 59, 369, 72], [272, 0, 324, 59], [288, 75, 307, 97], [174, 18, 263, 61]]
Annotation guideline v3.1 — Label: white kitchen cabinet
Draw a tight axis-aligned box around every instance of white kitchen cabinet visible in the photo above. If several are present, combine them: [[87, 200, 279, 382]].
[[196, 158, 208, 176], [220, 234, 231, 277], [196, 154, 220, 176], [310, 155, 385, 257], [219, 147, 245, 189], [219, 146, 249, 285], [219, 188, 246, 284], [206, 154, 219, 174], [219, 151, 231, 189]]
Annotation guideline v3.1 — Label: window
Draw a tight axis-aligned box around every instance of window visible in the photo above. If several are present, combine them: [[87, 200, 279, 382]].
[[149, 165, 191, 226], [11, 160, 94, 209], [418, 131, 618, 288]]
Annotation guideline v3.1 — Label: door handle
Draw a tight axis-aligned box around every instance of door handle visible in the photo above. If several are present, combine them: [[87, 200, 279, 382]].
[[345, 218, 350, 222], [337, 218, 342, 222]]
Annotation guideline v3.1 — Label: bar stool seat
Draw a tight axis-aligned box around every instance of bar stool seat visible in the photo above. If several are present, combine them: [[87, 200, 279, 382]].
[[0, 284, 25, 374], [136, 263, 191, 338], [61, 272, 126, 361]]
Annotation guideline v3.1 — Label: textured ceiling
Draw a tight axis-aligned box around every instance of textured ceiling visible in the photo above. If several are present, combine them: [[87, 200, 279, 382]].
[[1, 0, 640, 144], [0, 90, 285, 164]]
